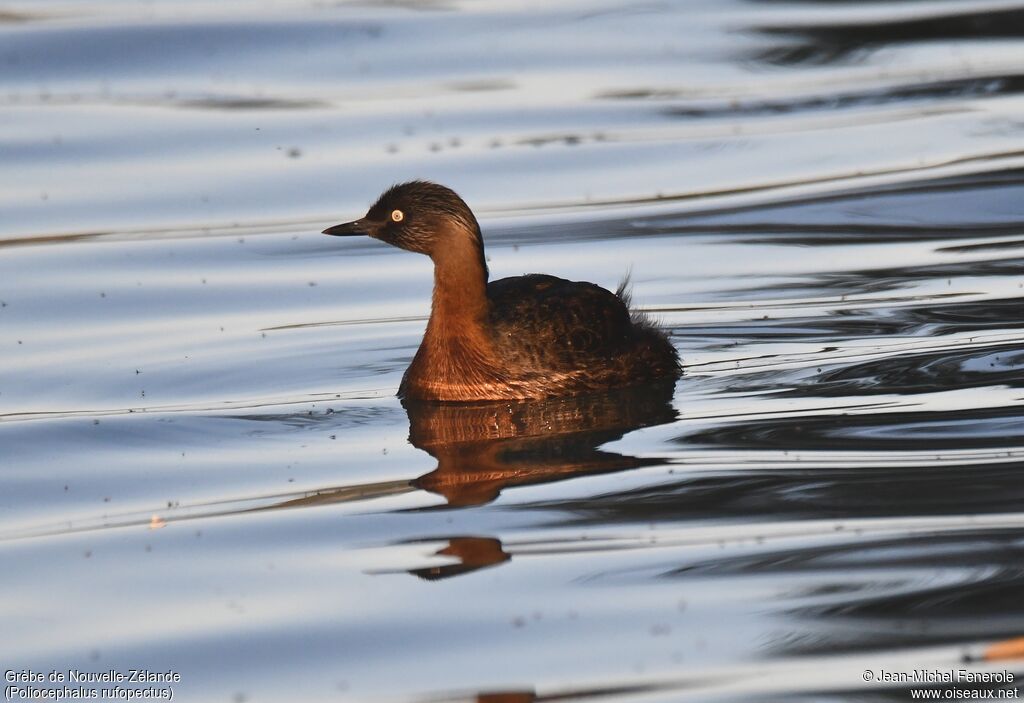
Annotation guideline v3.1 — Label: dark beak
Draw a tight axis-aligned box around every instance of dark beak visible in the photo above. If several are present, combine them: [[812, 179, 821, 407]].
[[322, 219, 376, 237]]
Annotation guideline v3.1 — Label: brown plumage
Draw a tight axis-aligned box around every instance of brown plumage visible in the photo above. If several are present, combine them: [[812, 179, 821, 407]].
[[323, 181, 681, 401]]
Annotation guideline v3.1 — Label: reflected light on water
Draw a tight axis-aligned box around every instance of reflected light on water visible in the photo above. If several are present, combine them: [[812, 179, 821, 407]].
[[2, 0, 1024, 701]]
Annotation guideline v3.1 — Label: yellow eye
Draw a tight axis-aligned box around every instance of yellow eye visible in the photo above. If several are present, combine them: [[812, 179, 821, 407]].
[[391, 209, 404, 222]]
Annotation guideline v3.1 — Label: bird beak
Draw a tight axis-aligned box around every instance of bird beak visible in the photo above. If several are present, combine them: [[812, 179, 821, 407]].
[[322, 219, 376, 237]]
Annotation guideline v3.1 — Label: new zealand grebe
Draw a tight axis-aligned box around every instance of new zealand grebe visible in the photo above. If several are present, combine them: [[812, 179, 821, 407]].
[[323, 181, 680, 401]]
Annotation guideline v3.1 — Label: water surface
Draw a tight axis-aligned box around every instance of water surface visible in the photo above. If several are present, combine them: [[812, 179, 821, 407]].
[[2, 1, 1024, 701]]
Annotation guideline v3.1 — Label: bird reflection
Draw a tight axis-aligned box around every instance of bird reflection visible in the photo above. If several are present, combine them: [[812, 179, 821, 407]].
[[218, 381, 678, 583], [407, 537, 511, 581], [219, 378, 676, 542], [385, 380, 677, 580], [404, 378, 678, 507], [473, 693, 536, 703]]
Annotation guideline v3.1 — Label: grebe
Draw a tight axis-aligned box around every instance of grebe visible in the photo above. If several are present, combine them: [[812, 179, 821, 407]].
[[323, 181, 680, 401]]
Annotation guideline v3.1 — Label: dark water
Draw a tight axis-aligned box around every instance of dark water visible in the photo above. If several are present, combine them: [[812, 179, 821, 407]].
[[2, 1, 1024, 701]]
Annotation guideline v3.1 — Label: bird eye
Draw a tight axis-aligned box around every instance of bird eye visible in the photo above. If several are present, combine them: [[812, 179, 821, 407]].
[[391, 209, 404, 222]]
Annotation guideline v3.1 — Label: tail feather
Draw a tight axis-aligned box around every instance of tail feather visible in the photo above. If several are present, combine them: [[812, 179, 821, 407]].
[[614, 268, 634, 305], [615, 271, 656, 330], [616, 271, 682, 375]]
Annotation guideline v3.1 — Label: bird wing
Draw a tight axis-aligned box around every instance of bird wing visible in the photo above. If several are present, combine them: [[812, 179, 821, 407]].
[[486, 274, 633, 371]]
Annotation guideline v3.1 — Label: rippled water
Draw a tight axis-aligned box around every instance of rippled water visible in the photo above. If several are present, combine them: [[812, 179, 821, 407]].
[[3, 1, 1024, 701]]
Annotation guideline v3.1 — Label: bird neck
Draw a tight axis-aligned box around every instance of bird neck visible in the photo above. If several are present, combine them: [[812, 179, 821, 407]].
[[401, 226, 499, 400], [426, 227, 489, 331]]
